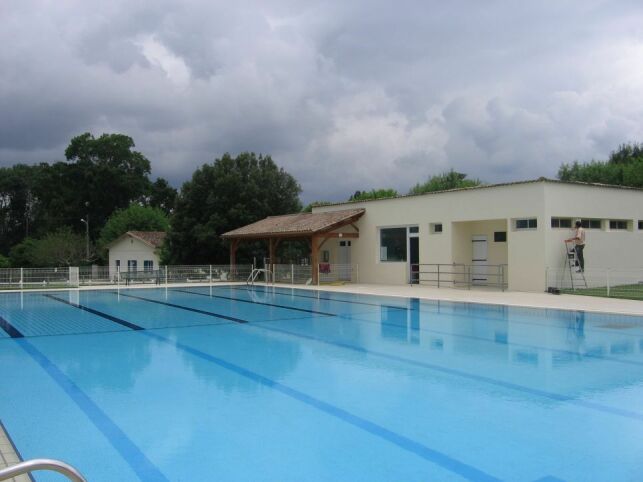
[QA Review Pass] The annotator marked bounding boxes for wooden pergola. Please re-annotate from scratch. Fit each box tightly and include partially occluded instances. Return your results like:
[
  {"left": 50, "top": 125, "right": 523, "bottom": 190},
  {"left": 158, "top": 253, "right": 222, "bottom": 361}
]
[{"left": 221, "top": 208, "right": 365, "bottom": 284}]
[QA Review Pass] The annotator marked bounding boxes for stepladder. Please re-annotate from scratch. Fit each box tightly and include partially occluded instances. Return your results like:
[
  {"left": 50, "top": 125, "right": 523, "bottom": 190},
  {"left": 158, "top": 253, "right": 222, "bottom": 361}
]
[{"left": 564, "top": 241, "right": 587, "bottom": 289}]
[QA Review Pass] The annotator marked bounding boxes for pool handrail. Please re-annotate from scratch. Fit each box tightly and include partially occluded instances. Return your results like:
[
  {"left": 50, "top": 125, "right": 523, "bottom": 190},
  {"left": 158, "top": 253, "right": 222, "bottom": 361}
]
[{"left": 0, "top": 458, "right": 87, "bottom": 482}]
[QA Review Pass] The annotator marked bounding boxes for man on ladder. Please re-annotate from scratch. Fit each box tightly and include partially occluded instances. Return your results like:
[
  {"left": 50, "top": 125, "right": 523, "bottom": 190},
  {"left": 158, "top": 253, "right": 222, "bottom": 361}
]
[{"left": 565, "top": 220, "right": 586, "bottom": 272}]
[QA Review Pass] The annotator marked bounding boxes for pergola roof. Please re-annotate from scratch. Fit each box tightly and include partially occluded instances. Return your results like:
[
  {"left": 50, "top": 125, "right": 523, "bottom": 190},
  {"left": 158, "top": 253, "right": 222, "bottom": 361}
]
[{"left": 222, "top": 208, "right": 365, "bottom": 239}]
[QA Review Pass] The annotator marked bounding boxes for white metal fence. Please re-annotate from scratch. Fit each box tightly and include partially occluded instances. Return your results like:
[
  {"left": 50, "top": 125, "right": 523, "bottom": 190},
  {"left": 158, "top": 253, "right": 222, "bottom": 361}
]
[
  {"left": 0, "top": 265, "right": 254, "bottom": 290},
  {"left": 546, "top": 267, "right": 643, "bottom": 299},
  {"left": 249, "top": 263, "right": 358, "bottom": 285}
]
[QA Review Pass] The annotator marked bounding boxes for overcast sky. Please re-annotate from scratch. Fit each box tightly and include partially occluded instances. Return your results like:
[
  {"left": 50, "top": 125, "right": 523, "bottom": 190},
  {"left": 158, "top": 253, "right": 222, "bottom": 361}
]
[{"left": 2, "top": 1, "right": 643, "bottom": 202}]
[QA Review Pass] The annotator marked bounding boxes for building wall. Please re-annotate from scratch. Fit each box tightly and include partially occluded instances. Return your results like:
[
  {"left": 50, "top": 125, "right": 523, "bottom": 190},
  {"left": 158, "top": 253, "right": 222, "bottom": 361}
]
[
  {"left": 314, "top": 182, "right": 548, "bottom": 291},
  {"left": 108, "top": 236, "right": 160, "bottom": 275},
  {"left": 543, "top": 182, "right": 643, "bottom": 271},
  {"left": 314, "top": 181, "right": 643, "bottom": 292}
]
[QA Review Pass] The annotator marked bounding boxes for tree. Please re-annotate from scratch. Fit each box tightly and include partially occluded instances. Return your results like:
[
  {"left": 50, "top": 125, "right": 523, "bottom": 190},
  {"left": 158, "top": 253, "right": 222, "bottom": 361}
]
[
  {"left": 166, "top": 152, "right": 301, "bottom": 264},
  {"left": 0, "top": 164, "right": 39, "bottom": 254},
  {"left": 8, "top": 228, "right": 90, "bottom": 267},
  {"left": 349, "top": 188, "right": 398, "bottom": 201},
  {"left": 98, "top": 204, "right": 169, "bottom": 259},
  {"left": 558, "top": 143, "right": 643, "bottom": 188},
  {"left": 145, "top": 178, "right": 178, "bottom": 214},
  {"left": 301, "top": 201, "right": 333, "bottom": 213},
  {"left": 409, "top": 170, "right": 481, "bottom": 195},
  {"left": 0, "top": 254, "right": 10, "bottom": 268}
]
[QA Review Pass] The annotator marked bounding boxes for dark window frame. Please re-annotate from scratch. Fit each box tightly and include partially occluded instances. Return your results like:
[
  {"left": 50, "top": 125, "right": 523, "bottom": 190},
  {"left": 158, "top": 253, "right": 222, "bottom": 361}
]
[{"left": 379, "top": 227, "right": 407, "bottom": 262}]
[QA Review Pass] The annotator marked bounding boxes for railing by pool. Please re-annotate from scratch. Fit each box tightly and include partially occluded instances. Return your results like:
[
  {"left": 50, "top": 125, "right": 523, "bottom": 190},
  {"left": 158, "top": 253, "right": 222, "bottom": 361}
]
[{"left": 412, "top": 263, "right": 508, "bottom": 291}]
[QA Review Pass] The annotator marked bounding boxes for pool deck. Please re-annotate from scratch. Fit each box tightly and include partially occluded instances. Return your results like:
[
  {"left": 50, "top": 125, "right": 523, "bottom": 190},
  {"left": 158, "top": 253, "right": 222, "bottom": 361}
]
[{"left": 0, "top": 424, "right": 30, "bottom": 482}]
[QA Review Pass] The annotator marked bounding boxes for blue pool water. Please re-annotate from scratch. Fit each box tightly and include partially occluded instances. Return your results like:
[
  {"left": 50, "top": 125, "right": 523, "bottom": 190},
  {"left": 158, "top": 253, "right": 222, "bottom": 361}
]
[{"left": 0, "top": 286, "right": 642, "bottom": 481}]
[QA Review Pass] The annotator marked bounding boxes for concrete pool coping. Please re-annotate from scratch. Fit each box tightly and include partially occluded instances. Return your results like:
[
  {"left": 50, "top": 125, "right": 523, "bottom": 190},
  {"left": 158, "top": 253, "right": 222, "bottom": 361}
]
[
  {"left": 2, "top": 281, "right": 642, "bottom": 316},
  {"left": 0, "top": 423, "right": 31, "bottom": 482}
]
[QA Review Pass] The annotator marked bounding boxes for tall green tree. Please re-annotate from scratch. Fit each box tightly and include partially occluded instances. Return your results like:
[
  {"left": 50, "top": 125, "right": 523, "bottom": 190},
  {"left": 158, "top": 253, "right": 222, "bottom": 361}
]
[
  {"left": 409, "top": 170, "right": 481, "bottom": 195},
  {"left": 558, "top": 143, "right": 643, "bottom": 188},
  {"left": 8, "top": 228, "right": 90, "bottom": 267},
  {"left": 98, "top": 205, "right": 169, "bottom": 258},
  {"left": 349, "top": 188, "right": 398, "bottom": 201},
  {"left": 0, "top": 164, "right": 39, "bottom": 254},
  {"left": 166, "top": 152, "right": 301, "bottom": 264},
  {"left": 145, "top": 178, "right": 178, "bottom": 214}
]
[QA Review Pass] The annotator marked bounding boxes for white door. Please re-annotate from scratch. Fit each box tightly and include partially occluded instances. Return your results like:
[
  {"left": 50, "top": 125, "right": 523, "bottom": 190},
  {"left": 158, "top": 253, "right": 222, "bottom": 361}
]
[
  {"left": 338, "top": 241, "right": 352, "bottom": 280},
  {"left": 471, "top": 235, "right": 488, "bottom": 285}
]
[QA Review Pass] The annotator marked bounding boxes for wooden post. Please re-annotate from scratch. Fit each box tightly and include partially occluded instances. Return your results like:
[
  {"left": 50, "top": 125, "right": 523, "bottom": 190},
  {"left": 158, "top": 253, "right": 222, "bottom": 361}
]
[
  {"left": 311, "top": 235, "right": 319, "bottom": 285},
  {"left": 230, "top": 239, "right": 239, "bottom": 269}
]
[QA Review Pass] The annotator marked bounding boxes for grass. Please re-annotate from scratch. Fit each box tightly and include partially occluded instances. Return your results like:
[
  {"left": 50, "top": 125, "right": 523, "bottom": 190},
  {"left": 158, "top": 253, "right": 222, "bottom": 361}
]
[{"left": 561, "top": 283, "right": 643, "bottom": 301}]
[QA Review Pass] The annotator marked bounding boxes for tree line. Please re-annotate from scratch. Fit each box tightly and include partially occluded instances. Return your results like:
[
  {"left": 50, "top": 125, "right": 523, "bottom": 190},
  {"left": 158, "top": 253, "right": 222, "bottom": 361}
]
[{"left": 1, "top": 133, "right": 639, "bottom": 268}]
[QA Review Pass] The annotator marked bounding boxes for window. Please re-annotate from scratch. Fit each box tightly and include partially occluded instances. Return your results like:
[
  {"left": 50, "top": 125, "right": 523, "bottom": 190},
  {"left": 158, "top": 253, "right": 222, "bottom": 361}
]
[
  {"left": 144, "top": 260, "right": 154, "bottom": 271},
  {"left": 494, "top": 231, "right": 507, "bottom": 242},
  {"left": 409, "top": 226, "right": 419, "bottom": 234},
  {"left": 115, "top": 260, "right": 120, "bottom": 268},
  {"left": 639, "top": 220, "right": 643, "bottom": 230},
  {"left": 579, "top": 219, "right": 602, "bottom": 229},
  {"left": 609, "top": 220, "right": 628, "bottom": 230},
  {"left": 339, "top": 240, "right": 351, "bottom": 247},
  {"left": 127, "top": 260, "right": 137, "bottom": 272},
  {"left": 380, "top": 227, "right": 407, "bottom": 262},
  {"left": 430, "top": 223, "right": 443, "bottom": 234},
  {"left": 551, "top": 218, "right": 572, "bottom": 228},
  {"left": 515, "top": 218, "right": 537, "bottom": 230}
]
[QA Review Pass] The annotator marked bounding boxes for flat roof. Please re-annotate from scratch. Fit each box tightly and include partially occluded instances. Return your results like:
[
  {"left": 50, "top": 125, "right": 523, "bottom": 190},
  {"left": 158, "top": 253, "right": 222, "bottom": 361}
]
[{"left": 312, "top": 178, "right": 643, "bottom": 209}]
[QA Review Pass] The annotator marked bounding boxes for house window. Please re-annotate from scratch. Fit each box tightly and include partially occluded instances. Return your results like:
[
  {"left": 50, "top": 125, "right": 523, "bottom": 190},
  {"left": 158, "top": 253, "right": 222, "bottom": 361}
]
[
  {"left": 115, "top": 260, "right": 120, "bottom": 269},
  {"left": 380, "top": 227, "right": 407, "bottom": 262},
  {"left": 339, "top": 240, "right": 352, "bottom": 247},
  {"left": 494, "top": 231, "right": 507, "bottom": 242},
  {"left": 551, "top": 218, "right": 572, "bottom": 229},
  {"left": 609, "top": 220, "right": 628, "bottom": 230},
  {"left": 144, "top": 260, "right": 154, "bottom": 271},
  {"left": 639, "top": 220, "right": 643, "bottom": 230},
  {"left": 409, "top": 226, "right": 419, "bottom": 234},
  {"left": 430, "top": 223, "right": 443, "bottom": 234},
  {"left": 579, "top": 219, "right": 602, "bottom": 229},
  {"left": 127, "top": 260, "right": 137, "bottom": 272},
  {"left": 515, "top": 218, "right": 537, "bottom": 230}
]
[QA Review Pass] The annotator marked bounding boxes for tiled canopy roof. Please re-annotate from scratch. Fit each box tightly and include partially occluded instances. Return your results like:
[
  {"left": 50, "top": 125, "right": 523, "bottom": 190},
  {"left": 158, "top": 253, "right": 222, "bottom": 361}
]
[
  {"left": 126, "top": 231, "right": 167, "bottom": 248},
  {"left": 222, "top": 208, "right": 365, "bottom": 238}
]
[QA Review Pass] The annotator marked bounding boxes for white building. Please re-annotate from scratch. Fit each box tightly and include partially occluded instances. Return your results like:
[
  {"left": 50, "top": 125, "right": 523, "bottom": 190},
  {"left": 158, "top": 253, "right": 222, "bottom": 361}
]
[
  {"left": 106, "top": 231, "right": 166, "bottom": 275},
  {"left": 311, "top": 179, "right": 643, "bottom": 292}
]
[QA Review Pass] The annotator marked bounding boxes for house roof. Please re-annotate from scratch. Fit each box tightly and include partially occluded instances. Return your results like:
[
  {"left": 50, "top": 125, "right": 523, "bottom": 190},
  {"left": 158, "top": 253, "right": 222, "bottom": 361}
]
[
  {"left": 106, "top": 231, "right": 167, "bottom": 249},
  {"left": 312, "top": 177, "right": 643, "bottom": 209},
  {"left": 222, "top": 208, "right": 365, "bottom": 239}
]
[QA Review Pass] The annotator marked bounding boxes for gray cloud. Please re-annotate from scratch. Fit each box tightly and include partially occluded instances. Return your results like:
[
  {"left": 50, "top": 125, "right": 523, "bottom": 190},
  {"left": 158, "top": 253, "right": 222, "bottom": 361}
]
[{"left": 2, "top": 0, "right": 643, "bottom": 202}]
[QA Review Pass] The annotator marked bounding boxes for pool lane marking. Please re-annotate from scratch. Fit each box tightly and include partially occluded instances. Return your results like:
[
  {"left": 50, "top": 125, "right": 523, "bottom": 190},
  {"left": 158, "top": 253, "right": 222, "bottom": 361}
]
[
  {"left": 172, "top": 288, "right": 336, "bottom": 316},
  {"left": 142, "top": 330, "right": 503, "bottom": 482},
  {"left": 243, "top": 319, "right": 643, "bottom": 422},
  {"left": 16, "top": 338, "right": 170, "bottom": 482},
  {"left": 229, "top": 285, "right": 409, "bottom": 311},
  {"left": 111, "top": 292, "right": 247, "bottom": 324},
  {"left": 0, "top": 314, "right": 24, "bottom": 338},
  {"left": 43, "top": 295, "right": 144, "bottom": 331}
]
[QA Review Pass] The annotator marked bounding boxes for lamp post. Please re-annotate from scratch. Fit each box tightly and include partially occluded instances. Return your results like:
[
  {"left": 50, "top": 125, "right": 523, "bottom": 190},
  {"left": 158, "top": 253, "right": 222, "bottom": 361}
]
[{"left": 80, "top": 202, "right": 90, "bottom": 261}]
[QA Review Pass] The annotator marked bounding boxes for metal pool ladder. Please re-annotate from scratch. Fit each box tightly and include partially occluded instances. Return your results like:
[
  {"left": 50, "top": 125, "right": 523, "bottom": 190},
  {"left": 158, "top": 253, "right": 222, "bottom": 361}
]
[
  {"left": 247, "top": 268, "right": 273, "bottom": 285},
  {"left": 0, "top": 459, "right": 87, "bottom": 482}
]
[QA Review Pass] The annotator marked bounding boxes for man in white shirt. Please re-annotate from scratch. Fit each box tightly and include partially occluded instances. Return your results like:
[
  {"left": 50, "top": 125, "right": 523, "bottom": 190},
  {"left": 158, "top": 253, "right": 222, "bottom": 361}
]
[{"left": 565, "top": 221, "right": 586, "bottom": 272}]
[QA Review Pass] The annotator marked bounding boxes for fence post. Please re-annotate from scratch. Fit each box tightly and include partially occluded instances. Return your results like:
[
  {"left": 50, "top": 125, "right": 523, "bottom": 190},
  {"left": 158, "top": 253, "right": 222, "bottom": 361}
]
[
  {"left": 209, "top": 265, "right": 212, "bottom": 285},
  {"left": 606, "top": 268, "right": 610, "bottom": 297},
  {"left": 20, "top": 268, "right": 23, "bottom": 289},
  {"left": 117, "top": 266, "right": 120, "bottom": 289},
  {"left": 356, "top": 264, "right": 359, "bottom": 283},
  {"left": 317, "top": 264, "right": 320, "bottom": 286},
  {"left": 291, "top": 264, "right": 294, "bottom": 285},
  {"left": 437, "top": 265, "right": 440, "bottom": 288},
  {"left": 165, "top": 265, "right": 168, "bottom": 286}
]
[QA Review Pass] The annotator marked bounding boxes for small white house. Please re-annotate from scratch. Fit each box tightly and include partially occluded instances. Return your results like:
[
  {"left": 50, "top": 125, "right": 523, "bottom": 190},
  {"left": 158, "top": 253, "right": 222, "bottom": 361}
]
[{"left": 106, "top": 231, "right": 166, "bottom": 276}]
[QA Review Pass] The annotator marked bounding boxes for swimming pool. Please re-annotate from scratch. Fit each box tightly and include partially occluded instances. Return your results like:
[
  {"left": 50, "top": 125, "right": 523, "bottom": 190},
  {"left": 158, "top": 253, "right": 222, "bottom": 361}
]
[{"left": 0, "top": 286, "right": 641, "bottom": 481}]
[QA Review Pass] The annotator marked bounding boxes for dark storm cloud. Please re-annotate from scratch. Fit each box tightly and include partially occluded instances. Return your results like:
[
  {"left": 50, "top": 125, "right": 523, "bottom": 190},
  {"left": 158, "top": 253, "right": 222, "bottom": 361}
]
[{"left": 2, "top": 0, "right": 643, "bottom": 202}]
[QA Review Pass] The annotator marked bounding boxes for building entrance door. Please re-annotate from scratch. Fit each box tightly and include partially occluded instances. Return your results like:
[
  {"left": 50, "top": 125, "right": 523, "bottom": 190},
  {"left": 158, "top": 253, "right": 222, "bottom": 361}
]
[
  {"left": 471, "top": 235, "right": 488, "bottom": 285},
  {"left": 338, "top": 240, "right": 352, "bottom": 280}
]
